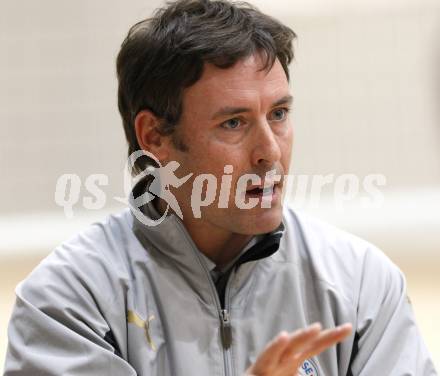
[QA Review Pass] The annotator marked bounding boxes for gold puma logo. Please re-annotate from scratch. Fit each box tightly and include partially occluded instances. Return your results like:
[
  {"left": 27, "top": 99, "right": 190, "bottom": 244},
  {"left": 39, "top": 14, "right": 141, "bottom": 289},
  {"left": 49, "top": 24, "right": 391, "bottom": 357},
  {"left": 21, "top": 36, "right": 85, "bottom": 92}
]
[{"left": 127, "top": 310, "right": 157, "bottom": 351}]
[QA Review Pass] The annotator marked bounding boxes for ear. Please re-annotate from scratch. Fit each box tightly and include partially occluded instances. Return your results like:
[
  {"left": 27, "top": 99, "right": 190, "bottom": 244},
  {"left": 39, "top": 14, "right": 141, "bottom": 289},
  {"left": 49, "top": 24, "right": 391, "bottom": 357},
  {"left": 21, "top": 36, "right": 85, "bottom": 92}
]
[{"left": 134, "top": 110, "right": 171, "bottom": 162}]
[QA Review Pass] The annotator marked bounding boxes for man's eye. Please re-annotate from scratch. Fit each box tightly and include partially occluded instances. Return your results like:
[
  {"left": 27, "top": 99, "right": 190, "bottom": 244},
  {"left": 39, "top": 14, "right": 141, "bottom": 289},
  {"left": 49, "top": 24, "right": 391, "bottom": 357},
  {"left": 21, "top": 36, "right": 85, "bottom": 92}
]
[
  {"left": 269, "top": 107, "right": 290, "bottom": 121},
  {"left": 221, "top": 118, "right": 242, "bottom": 130}
]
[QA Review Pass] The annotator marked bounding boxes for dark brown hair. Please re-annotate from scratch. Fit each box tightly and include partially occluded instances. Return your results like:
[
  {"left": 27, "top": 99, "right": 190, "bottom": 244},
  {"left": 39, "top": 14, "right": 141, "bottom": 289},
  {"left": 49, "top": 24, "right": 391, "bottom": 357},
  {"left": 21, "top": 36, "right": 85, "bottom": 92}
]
[{"left": 116, "top": 0, "right": 296, "bottom": 174}]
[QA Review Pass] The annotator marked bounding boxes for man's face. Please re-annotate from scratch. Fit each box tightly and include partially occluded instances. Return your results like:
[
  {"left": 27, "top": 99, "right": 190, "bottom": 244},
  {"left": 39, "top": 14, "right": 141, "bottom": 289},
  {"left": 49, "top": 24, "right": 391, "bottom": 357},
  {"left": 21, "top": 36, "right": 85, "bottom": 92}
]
[{"left": 165, "top": 53, "right": 293, "bottom": 235}]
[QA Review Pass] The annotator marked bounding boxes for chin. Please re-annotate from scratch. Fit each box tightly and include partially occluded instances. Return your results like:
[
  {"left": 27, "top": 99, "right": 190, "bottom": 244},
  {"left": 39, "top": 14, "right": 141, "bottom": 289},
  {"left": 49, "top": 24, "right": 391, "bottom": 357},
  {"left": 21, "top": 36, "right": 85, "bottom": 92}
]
[{"left": 238, "top": 206, "right": 283, "bottom": 235}]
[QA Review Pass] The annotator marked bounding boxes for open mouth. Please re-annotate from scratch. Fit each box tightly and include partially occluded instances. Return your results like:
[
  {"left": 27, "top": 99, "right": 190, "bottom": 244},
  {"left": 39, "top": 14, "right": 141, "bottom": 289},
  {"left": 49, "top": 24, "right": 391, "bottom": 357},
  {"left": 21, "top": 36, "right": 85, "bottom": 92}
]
[{"left": 245, "top": 186, "right": 274, "bottom": 197}]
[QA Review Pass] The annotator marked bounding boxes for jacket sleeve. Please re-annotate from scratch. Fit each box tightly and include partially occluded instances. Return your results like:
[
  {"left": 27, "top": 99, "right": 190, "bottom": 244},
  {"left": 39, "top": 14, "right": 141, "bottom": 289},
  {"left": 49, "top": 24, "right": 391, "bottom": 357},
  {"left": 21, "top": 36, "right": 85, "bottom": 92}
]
[
  {"left": 349, "top": 246, "right": 437, "bottom": 375},
  {"left": 3, "top": 245, "right": 137, "bottom": 376}
]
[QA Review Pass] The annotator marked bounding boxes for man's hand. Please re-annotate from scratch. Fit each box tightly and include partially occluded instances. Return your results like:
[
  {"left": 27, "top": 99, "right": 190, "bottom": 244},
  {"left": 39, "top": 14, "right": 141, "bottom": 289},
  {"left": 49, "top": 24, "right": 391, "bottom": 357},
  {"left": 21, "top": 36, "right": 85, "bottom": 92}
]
[{"left": 245, "top": 323, "right": 352, "bottom": 376}]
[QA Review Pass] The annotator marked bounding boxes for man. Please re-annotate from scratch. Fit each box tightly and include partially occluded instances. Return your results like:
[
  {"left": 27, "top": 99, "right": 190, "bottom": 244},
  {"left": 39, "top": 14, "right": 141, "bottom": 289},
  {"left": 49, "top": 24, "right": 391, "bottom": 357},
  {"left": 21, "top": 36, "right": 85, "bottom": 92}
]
[{"left": 4, "top": 0, "right": 437, "bottom": 375}]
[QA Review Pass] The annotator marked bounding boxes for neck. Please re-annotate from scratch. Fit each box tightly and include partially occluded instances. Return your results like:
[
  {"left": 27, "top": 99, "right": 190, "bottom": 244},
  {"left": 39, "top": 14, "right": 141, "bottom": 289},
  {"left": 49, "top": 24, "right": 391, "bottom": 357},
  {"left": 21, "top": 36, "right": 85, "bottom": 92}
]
[{"left": 154, "top": 197, "right": 252, "bottom": 268}]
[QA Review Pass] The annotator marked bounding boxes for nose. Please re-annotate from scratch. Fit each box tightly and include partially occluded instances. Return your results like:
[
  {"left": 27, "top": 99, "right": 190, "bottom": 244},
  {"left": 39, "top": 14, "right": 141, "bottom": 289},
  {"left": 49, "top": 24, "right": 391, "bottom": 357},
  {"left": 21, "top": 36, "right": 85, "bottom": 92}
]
[{"left": 250, "top": 119, "right": 282, "bottom": 168}]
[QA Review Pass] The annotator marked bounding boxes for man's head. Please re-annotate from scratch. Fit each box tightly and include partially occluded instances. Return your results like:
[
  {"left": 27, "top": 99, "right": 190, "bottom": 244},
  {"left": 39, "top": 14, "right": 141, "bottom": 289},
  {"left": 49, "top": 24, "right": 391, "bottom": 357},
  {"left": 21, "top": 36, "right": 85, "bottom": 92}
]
[{"left": 117, "top": 0, "right": 296, "bottom": 235}]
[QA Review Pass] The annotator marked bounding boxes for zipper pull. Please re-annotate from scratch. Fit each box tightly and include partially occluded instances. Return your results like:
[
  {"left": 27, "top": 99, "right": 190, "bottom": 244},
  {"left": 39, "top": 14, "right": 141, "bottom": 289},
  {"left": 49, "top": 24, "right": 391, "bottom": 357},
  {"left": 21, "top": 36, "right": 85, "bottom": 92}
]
[{"left": 220, "top": 309, "right": 232, "bottom": 349}]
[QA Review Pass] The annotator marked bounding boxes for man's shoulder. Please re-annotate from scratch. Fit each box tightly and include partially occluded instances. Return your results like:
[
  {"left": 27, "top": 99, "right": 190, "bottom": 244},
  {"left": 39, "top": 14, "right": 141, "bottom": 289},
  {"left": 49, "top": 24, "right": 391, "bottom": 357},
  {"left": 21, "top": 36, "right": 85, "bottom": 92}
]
[
  {"left": 280, "top": 203, "right": 404, "bottom": 301},
  {"left": 281, "top": 202, "right": 379, "bottom": 260},
  {"left": 53, "top": 208, "right": 136, "bottom": 267},
  {"left": 16, "top": 208, "right": 139, "bottom": 305}
]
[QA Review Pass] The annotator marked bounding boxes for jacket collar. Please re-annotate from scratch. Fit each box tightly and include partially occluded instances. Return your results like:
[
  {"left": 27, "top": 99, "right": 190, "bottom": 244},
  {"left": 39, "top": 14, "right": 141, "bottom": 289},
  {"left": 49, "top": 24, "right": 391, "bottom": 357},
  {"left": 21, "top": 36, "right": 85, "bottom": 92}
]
[{"left": 128, "top": 175, "right": 285, "bottom": 276}]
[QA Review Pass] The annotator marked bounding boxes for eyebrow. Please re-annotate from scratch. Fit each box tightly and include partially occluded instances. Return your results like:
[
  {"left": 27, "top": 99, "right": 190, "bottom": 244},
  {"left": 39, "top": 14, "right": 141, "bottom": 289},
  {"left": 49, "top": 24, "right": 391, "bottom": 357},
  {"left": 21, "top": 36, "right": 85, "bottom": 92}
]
[{"left": 210, "top": 94, "right": 293, "bottom": 120}]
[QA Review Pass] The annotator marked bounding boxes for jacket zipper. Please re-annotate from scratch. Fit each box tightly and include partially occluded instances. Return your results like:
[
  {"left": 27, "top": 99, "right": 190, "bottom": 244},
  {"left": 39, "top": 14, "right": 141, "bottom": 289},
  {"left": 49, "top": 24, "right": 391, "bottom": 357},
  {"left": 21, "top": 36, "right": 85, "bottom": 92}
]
[
  {"left": 222, "top": 271, "right": 235, "bottom": 376},
  {"left": 203, "top": 259, "right": 235, "bottom": 376},
  {"left": 175, "top": 220, "right": 234, "bottom": 376},
  {"left": 220, "top": 309, "right": 232, "bottom": 348}
]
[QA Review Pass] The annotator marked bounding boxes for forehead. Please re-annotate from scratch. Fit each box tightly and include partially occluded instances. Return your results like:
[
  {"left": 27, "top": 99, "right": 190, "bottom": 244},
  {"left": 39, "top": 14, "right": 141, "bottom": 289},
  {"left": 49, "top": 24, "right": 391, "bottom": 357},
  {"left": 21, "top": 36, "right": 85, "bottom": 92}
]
[{"left": 182, "top": 54, "right": 290, "bottom": 113}]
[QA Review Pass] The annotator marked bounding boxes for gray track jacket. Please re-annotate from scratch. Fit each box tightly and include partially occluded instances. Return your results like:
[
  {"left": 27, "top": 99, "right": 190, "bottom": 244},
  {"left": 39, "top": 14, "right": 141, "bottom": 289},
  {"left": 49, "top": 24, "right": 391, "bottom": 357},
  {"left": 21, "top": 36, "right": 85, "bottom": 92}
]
[{"left": 4, "top": 178, "right": 437, "bottom": 375}]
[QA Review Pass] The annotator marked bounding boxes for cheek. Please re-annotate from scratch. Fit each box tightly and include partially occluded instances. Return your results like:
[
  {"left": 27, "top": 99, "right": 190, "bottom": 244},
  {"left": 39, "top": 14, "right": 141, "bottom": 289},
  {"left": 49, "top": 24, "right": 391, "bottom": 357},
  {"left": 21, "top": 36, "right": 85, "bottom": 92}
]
[
  {"left": 176, "top": 145, "right": 228, "bottom": 178},
  {"left": 204, "top": 141, "right": 245, "bottom": 168},
  {"left": 281, "top": 126, "right": 294, "bottom": 165}
]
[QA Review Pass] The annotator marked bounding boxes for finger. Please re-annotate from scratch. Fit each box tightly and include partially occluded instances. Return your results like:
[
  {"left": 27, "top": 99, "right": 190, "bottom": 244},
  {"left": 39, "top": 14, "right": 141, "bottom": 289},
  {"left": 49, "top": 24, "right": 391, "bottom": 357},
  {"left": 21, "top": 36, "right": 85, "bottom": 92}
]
[
  {"left": 250, "top": 331, "right": 291, "bottom": 371},
  {"left": 279, "top": 322, "right": 323, "bottom": 362},
  {"left": 296, "top": 323, "right": 352, "bottom": 363}
]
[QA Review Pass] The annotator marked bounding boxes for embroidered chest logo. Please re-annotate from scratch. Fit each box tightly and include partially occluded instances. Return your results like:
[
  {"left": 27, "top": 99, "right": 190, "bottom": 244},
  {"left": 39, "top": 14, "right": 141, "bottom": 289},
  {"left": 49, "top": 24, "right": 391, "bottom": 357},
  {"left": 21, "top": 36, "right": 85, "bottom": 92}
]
[
  {"left": 298, "top": 358, "right": 319, "bottom": 376},
  {"left": 127, "top": 310, "right": 157, "bottom": 351}
]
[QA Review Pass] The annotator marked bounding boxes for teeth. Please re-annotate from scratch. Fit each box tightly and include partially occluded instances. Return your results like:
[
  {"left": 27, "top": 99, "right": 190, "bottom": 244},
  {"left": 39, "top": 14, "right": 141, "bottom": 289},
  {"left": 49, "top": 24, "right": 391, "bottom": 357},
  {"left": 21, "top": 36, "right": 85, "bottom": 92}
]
[{"left": 262, "top": 186, "right": 274, "bottom": 195}]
